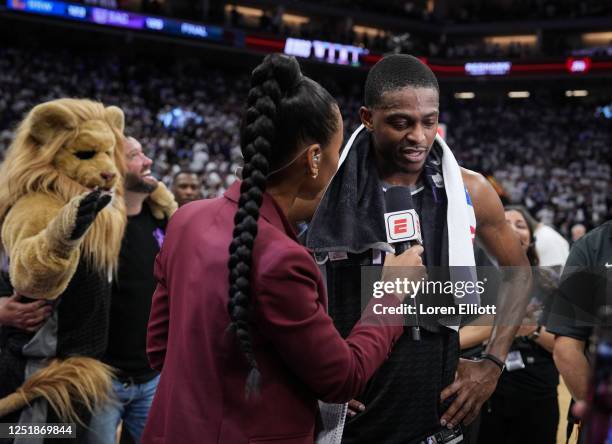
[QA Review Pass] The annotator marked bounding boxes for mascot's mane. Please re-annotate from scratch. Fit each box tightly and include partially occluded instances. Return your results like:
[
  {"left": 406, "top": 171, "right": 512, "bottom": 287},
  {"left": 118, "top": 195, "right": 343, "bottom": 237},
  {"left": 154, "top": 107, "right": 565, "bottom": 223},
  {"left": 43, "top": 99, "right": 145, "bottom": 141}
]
[{"left": 0, "top": 98, "right": 127, "bottom": 275}]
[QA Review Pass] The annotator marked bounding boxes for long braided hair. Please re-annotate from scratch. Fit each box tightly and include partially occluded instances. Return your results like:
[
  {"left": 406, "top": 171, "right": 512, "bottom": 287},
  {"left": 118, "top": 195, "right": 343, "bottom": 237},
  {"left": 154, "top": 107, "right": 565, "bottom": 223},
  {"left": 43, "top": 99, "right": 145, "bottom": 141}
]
[{"left": 227, "top": 54, "right": 339, "bottom": 397}]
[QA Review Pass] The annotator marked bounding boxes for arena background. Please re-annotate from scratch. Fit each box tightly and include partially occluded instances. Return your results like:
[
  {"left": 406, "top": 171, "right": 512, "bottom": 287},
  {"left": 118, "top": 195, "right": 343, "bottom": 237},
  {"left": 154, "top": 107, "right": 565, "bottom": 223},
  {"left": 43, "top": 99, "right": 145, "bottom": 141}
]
[{"left": 1, "top": 1, "right": 611, "bottom": 442}]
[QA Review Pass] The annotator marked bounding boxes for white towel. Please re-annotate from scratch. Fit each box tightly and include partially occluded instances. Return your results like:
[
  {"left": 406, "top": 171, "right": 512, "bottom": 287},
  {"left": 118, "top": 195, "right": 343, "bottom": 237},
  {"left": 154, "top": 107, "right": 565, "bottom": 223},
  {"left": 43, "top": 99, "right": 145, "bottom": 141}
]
[
  {"left": 435, "top": 134, "right": 480, "bottom": 330},
  {"left": 435, "top": 133, "right": 477, "bottom": 268}
]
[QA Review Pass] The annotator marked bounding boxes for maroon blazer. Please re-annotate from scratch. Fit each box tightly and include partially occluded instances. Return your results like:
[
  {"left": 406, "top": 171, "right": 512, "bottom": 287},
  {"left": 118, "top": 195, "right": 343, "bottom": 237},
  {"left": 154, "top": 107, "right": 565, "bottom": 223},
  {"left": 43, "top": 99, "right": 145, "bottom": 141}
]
[{"left": 142, "top": 181, "right": 404, "bottom": 444}]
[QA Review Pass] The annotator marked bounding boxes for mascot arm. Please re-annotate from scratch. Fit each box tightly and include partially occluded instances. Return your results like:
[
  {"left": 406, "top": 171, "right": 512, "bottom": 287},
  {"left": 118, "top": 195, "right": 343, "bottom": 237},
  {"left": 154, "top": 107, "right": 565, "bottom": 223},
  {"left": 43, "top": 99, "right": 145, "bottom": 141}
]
[
  {"left": 148, "top": 182, "right": 178, "bottom": 220},
  {"left": 2, "top": 191, "right": 110, "bottom": 300}
]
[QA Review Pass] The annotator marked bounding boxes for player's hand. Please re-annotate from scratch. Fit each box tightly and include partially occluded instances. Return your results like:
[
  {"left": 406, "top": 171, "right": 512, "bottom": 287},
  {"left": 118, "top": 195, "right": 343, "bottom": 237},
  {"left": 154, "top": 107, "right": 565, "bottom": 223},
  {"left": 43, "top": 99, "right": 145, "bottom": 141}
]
[{"left": 439, "top": 358, "right": 502, "bottom": 428}]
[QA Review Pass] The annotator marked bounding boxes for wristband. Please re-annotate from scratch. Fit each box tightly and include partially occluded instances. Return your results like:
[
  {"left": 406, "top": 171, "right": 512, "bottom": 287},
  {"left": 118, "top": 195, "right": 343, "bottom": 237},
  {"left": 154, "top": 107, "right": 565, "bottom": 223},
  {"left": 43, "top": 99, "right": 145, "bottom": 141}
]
[{"left": 481, "top": 353, "right": 505, "bottom": 372}]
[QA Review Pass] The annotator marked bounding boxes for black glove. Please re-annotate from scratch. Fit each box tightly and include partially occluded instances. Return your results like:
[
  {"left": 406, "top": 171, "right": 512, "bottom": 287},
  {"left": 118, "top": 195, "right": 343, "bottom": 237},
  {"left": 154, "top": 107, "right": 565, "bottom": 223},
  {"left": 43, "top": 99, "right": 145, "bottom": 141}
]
[{"left": 69, "top": 190, "right": 112, "bottom": 240}]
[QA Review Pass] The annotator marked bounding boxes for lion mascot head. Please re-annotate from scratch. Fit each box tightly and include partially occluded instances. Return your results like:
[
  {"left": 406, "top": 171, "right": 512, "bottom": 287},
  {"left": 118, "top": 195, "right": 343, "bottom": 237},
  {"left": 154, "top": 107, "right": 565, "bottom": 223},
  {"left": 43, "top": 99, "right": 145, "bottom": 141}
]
[{"left": 0, "top": 98, "right": 127, "bottom": 274}]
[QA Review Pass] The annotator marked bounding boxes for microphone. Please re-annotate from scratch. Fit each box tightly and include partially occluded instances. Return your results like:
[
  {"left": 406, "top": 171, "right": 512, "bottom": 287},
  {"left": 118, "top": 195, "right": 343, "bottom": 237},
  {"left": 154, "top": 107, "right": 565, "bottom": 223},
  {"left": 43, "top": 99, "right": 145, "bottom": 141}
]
[
  {"left": 384, "top": 186, "right": 423, "bottom": 254},
  {"left": 383, "top": 186, "right": 423, "bottom": 341}
]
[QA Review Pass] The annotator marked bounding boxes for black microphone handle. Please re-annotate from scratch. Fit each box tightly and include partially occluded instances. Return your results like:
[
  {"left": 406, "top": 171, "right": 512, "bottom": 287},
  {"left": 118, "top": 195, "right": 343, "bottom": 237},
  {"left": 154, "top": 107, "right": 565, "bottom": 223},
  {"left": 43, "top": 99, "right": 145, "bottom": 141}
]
[
  {"left": 394, "top": 240, "right": 412, "bottom": 255},
  {"left": 389, "top": 239, "right": 421, "bottom": 341}
]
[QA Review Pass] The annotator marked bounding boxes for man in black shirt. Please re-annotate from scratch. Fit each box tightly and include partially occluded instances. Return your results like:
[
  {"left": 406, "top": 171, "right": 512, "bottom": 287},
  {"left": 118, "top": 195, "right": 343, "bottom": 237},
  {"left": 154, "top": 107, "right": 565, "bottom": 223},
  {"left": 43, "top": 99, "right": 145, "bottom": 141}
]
[
  {"left": 548, "top": 220, "right": 612, "bottom": 443},
  {"left": 87, "top": 136, "right": 177, "bottom": 444}
]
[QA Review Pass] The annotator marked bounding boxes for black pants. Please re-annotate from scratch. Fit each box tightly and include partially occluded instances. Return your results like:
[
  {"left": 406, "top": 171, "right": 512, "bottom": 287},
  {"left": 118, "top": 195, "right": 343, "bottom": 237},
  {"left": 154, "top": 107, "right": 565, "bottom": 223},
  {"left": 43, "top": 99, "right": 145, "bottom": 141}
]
[
  {"left": 462, "top": 413, "right": 481, "bottom": 444},
  {"left": 478, "top": 393, "right": 559, "bottom": 444}
]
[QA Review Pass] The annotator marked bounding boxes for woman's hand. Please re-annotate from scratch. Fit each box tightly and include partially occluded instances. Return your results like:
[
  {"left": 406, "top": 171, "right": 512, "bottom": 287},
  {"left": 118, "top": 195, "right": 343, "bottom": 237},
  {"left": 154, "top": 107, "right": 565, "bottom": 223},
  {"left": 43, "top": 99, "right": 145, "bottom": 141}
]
[{"left": 381, "top": 245, "right": 426, "bottom": 302}]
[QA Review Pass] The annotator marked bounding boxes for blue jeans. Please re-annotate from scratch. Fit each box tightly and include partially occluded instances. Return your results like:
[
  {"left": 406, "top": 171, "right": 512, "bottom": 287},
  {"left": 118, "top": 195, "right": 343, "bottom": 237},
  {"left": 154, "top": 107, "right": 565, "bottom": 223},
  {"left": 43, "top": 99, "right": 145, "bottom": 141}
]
[{"left": 86, "top": 375, "right": 159, "bottom": 444}]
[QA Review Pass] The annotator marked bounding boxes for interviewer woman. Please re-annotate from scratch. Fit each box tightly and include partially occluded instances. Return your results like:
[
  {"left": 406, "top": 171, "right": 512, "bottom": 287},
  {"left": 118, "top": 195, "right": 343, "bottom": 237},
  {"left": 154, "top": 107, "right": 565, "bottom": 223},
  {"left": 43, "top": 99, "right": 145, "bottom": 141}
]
[{"left": 142, "top": 54, "right": 423, "bottom": 444}]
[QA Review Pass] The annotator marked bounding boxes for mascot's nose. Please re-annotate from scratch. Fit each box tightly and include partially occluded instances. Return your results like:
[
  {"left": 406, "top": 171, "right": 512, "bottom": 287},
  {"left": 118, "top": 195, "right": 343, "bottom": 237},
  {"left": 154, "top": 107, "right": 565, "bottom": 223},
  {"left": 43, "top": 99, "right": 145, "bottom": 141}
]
[{"left": 100, "top": 172, "right": 116, "bottom": 182}]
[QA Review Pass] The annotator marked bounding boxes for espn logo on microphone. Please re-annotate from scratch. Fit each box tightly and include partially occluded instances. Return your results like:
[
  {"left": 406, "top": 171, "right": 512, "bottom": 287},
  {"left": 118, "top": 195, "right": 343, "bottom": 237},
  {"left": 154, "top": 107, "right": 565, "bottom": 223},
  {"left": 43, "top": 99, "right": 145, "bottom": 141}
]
[{"left": 384, "top": 209, "right": 422, "bottom": 244}]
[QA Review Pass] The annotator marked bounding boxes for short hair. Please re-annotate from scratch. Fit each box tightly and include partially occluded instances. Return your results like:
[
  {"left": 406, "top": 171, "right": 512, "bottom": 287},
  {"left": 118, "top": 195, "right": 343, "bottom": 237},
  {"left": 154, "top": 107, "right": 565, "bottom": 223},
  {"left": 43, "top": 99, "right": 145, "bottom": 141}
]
[
  {"left": 364, "top": 54, "right": 439, "bottom": 108},
  {"left": 172, "top": 170, "right": 198, "bottom": 183}
]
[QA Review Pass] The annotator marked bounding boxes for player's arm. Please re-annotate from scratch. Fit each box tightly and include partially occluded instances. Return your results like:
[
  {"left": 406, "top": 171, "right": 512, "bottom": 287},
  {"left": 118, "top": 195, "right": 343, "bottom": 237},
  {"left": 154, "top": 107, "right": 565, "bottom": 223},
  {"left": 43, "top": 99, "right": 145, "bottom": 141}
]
[
  {"left": 440, "top": 170, "right": 531, "bottom": 429},
  {"left": 464, "top": 169, "right": 532, "bottom": 362}
]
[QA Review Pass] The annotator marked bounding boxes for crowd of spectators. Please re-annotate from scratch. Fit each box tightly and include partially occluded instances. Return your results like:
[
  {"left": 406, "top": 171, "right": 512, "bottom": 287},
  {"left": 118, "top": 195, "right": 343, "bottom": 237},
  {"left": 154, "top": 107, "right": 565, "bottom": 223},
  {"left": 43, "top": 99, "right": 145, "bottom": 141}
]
[
  {"left": 444, "top": 102, "right": 611, "bottom": 236},
  {"left": 0, "top": 46, "right": 609, "bottom": 238},
  {"left": 0, "top": 47, "right": 246, "bottom": 199}
]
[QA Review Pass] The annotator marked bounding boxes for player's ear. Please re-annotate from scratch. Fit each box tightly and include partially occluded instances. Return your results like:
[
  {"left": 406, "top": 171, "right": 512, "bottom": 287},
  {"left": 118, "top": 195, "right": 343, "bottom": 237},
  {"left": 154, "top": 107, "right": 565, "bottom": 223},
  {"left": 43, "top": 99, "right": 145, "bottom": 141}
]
[{"left": 359, "top": 106, "right": 374, "bottom": 132}]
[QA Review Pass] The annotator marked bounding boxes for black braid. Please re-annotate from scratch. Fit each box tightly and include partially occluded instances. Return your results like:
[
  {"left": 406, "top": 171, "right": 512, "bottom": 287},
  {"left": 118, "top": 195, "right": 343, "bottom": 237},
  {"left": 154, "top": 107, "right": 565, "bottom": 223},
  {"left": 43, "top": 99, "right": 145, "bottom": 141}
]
[{"left": 227, "top": 54, "right": 302, "bottom": 398}]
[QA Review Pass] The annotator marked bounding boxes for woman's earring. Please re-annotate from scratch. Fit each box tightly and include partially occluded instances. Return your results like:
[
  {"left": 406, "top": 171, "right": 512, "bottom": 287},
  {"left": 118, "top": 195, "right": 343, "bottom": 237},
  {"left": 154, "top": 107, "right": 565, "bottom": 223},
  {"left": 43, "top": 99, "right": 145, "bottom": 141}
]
[{"left": 312, "top": 153, "right": 320, "bottom": 178}]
